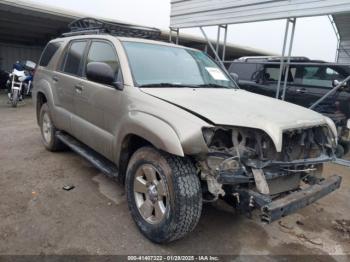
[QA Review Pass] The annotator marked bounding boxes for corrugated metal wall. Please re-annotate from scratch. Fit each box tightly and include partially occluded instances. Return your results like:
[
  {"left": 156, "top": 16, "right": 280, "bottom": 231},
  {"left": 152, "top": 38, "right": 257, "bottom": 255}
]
[
  {"left": 338, "top": 40, "right": 350, "bottom": 63},
  {"left": 0, "top": 43, "right": 43, "bottom": 71},
  {"left": 333, "top": 14, "right": 350, "bottom": 63},
  {"left": 171, "top": 0, "right": 350, "bottom": 28}
]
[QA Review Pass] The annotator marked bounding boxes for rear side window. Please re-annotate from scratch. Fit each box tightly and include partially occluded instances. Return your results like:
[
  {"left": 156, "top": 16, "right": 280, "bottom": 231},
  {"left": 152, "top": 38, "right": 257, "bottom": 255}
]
[
  {"left": 264, "top": 66, "right": 281, "bottom": 82},
  {"left": 62, "top": 41, "right": 88, "bottom": 76},
  {"left": 86, "top": 41, "right": 120, "bottom": 79},
  {"left": 295, "top": 66, "right": 348, "bottom": 88},
  {"left": 39, "top": 42, "right": 62, "bottom": 67},
  {"left": 229, "top": 62, "right": 263, "bottom": 81}
]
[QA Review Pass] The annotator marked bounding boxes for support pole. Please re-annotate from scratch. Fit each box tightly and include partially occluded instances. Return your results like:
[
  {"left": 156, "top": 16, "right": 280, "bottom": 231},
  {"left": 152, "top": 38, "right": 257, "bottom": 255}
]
[
  {"left": 276, "top": 19, "right": 290, "bottom": 99},
  {"left": 176, "top": 28, "right": 179, "bottom": 45},
  {"left": 216, "top": 25, "right": 221, "bottom": 60},
  {"left": 281, "top": 18, "right": 297, "bottom": 101},
  {"left": 200, "top": 26, "right": 234, "bottom": 81},
  {"left": 222, "top": 25, "right": 228, "bottom": 61},
  {"left": 169, "top": 27, "right": 179, "bottom": 44},
  {"left": 310, "top": 75, "right": 350, "bottom": 110},
  {"left": 169, "top": 27, "right": 172, "bottom": 43}
]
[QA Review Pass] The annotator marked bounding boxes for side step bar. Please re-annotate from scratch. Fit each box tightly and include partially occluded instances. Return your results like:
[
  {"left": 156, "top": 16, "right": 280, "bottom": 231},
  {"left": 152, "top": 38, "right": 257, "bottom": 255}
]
[
  {"left": 334, "top": 158, "right": 350, "bottom": 168},
  {"left": 56, "top": 132, "right": 119, "bottom": 178}
]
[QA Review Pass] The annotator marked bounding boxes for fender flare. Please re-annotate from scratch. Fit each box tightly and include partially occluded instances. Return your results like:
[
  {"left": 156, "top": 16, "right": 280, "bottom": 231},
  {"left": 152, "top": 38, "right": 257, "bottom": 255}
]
[
  {"left": 33, "top": 79, "right": 55, "bottom": 123},
  {"left": 115, "top": 111, "right": 184, "bottom": 164}
]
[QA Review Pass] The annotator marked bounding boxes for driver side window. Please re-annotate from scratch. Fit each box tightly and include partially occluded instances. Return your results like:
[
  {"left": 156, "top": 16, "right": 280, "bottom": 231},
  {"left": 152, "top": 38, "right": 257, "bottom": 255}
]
[{"left": 86, "top": 41, "right": 121, "bottom": 81}]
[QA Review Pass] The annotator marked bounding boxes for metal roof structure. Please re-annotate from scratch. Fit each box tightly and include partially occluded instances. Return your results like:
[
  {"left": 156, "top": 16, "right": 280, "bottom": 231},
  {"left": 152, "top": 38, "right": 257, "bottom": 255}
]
[
  {"left": 170, "top": 0, "right": 350, "bottom": 97},
  {"left": 170, "top": 0, "right": 350, "bottom": 28},
  {"left": 0, "top": 0, "right": 271, "bottom": 59},
  {"left": 332, "top": 14, "right": 350, "bottom": 63}
]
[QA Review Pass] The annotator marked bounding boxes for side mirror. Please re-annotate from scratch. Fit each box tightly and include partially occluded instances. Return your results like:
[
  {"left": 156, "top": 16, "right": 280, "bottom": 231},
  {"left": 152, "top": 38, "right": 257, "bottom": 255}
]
[
  {"left": 230, "top": 72, "right": 240, "bottom": 83},
  {"left": 86, "top": 62, "right": 123, "bottom": 89},
  {"left": 332, "top": 79, "right": 349, "bottom": 89},
  {"left": 332, "top": 79, "right": 341, "bottom": 88}
]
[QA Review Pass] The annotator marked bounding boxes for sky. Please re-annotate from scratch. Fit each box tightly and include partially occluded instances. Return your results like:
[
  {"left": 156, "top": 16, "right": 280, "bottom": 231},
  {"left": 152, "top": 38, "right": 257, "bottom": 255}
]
[{"left": 29, "top": 0, "right": 338, "bottom": 62}]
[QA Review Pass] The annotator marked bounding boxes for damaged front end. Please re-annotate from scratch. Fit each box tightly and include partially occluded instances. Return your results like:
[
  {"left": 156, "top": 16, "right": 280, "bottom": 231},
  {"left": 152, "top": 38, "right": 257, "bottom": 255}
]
[{"left": 197, "top": 126, "right": 342, "bottom": 223}]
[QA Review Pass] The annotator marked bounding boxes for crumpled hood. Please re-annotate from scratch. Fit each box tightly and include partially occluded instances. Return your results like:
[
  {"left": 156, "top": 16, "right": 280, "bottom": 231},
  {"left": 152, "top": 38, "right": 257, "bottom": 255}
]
[{"left": 141, "top": 88, "right": 336, "bottom": 152}]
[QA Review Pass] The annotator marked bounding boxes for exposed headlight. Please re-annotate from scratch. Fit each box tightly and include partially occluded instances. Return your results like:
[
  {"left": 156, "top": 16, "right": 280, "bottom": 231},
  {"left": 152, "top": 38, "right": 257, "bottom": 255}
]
[{"left": 202, "top": 127, "right": 215, "bottom": 145}]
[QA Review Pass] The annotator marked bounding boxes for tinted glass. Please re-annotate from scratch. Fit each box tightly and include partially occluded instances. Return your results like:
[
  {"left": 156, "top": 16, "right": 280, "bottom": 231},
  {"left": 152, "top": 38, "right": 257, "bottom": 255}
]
[
  {"left": 63, "top": 41, "right": 87, "bottom": 76},
  {"left": 295, "top": 66, "right": 348, "bottom": 88},
  {"left": 86, "top": 41, "right": 119, "bottom": 79},
  {"left": 265, "top": 67, "right": 281, "bottom": 82},
  {"left": 229, "top": 63, "right": 263, "bottom": 81},
  {"left": 39, "top": 42, "right": 62, "bottom": 67},
  {"left": 123, "top": 42, "right": 236, "bottom": 88}
]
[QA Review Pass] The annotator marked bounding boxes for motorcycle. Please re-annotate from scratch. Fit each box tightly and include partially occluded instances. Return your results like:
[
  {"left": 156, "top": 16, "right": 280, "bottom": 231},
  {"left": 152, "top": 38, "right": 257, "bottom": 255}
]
[{"left": 7, "top": 61, "right": 36, "bottom": 107}]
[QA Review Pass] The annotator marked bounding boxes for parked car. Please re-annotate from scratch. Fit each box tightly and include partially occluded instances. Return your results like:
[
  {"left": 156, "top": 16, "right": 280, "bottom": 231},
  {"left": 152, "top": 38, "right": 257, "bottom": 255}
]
[
  {"left": 33, "top": 29, "right": 341, "bottom": 243},
  {"left": 229, "top": 56, "right": 350, "bottom": 156}
]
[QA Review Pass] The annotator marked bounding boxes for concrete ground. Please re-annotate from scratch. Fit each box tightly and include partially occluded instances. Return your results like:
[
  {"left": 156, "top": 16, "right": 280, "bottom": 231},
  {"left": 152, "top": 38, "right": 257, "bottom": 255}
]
[{"left": 0, "top": 92, "right": 349, "bottom": 259}]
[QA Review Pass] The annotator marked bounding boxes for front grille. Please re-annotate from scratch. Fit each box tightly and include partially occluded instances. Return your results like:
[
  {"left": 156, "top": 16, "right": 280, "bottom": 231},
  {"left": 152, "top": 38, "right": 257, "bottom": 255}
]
[{"left": 278, "top": 126, "right": 333, "bottom": 161}]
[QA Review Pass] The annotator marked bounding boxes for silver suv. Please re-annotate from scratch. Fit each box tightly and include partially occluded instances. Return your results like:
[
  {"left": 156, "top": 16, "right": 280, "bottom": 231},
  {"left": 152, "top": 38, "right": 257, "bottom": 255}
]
[{"left": 33, "top": 26, "right": 342, "bottom": 243}]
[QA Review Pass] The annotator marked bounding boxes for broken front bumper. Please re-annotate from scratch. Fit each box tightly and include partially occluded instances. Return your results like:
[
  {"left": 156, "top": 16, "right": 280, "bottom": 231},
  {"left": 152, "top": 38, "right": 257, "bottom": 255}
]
[{"left": 260, "top": 175, "right": 342, "bottom": 223}]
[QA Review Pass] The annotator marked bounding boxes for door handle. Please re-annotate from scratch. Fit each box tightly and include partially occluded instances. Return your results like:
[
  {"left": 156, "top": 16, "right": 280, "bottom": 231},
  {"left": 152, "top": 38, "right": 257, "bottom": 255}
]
[
  {"left": 52, "top": 76, "right": 59, "bottom": 82},
  {"left": 296, "top": 88, "right": 307, "bottom": 94},
  {"left": 75, "top": 84, "right": 84, "bottom": 93}
]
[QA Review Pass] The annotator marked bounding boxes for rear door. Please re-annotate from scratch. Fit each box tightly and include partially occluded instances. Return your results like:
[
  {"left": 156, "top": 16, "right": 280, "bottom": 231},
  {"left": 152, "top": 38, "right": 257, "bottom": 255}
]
[
  {"left": 55, "top": 40, "right": 89, "bottom": 133},
  {"left": 292, "top": 65, "right": 349, "bottom": 110},
  {"left": 72, "top": 40, "right": 123, "bottom": 160}
]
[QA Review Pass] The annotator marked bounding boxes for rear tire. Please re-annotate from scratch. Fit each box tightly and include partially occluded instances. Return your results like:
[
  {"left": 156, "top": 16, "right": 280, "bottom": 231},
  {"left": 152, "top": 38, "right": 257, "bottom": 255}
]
[
  {"left": 125, "top": 147, "right": 202, "bottom": 243},
  {"left": 335, "top": 144, "right": 345, "bottom": 158},
  {"left": 39, "top": 103, "right": 65, "bottom": 152},
  {"left": 11, "top": 89, "right": 18, "bottom": 108},
  {"left": 340, "top": 142, "right": 350, "bottom": 156}
]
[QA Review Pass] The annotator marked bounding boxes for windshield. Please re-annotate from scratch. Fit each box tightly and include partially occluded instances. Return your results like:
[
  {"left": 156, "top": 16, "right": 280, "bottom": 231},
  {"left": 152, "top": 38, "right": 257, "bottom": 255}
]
[{"left": 122, "top": 41, "right": 237, "bottom": 89}]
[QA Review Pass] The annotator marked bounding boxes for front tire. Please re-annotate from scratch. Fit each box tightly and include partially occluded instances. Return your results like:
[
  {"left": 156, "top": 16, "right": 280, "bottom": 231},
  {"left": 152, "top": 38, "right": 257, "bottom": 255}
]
[
  {"left": 11, "top": 89, "right": 19, "bottom": 108},
  {"left": 126, "top": 147, "right": 202, "bottom": 243},
  {"left": 39, "top": 103, "right": 65, "bottom": 152}
]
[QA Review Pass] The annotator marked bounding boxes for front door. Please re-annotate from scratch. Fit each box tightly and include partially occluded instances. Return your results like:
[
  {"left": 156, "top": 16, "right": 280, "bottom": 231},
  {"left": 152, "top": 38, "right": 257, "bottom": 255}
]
[{"left": 72, "top": 40, "right": 123, "bottom": 160}]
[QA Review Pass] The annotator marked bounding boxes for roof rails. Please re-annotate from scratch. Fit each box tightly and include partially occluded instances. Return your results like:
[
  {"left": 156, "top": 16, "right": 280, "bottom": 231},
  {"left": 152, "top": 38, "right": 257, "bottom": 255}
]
[
  {"left": 236, "top": 56, "right": 311, "bottom": 62},
  {"left": 62, "top": 17, "right": 162, "bottom": 40}
]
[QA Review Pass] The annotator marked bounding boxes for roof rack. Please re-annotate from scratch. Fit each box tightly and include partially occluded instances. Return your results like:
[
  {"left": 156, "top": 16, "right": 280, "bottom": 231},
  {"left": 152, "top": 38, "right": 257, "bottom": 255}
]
[
  {"left": 237, "top": 56, "right": 311, "bottom": 62},
  {"left": 62, "top": 17, "right": 162, "bottom": 40}
]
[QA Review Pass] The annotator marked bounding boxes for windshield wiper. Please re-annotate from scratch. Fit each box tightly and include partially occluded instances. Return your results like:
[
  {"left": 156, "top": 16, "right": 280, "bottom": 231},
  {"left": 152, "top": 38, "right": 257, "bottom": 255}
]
[
  {"left": 139, "top": 83, "right": 235, "bottom": 89},
  {"left": 139, "top": 83, "right": 198, "bottom": 88},
  {"left": 197, "top": 84, "right": 232, "bottom": 89}
]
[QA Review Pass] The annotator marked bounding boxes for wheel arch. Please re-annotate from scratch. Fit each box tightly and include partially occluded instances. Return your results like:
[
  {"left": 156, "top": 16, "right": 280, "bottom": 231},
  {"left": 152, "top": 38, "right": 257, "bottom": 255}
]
[
  {"left": 33, "top": 79, "right": 55, "bottom": 125},
  {"left": 36, "top": 92, "right": 47, "bottom": 124},
  {"left": 115, "top": 113, "right": 185, "bottom": 183}
]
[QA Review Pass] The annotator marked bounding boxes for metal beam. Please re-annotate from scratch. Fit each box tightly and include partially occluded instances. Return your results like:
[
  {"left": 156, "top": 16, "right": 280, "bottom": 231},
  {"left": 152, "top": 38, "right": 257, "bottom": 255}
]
[
  {"left": 222, "top": 25, "right": 228, "bottom": 61},
  {"left": 276, "top": 19, "right": 290, "bottom": 99},
  {"left": 216, "top": 25, "right": 221, "bottom": 58},
  {"left": 310, "top": 75, "right": 350, "bottom": 110},
  {"left": 199, "top": 26, "right": 237, "bottom": 85},
  {"left": 200, "top": 27, "right": 226, "bottom": 69},
  {"left": 281, "top": 18, "right": 297, "bottom": 100}
]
